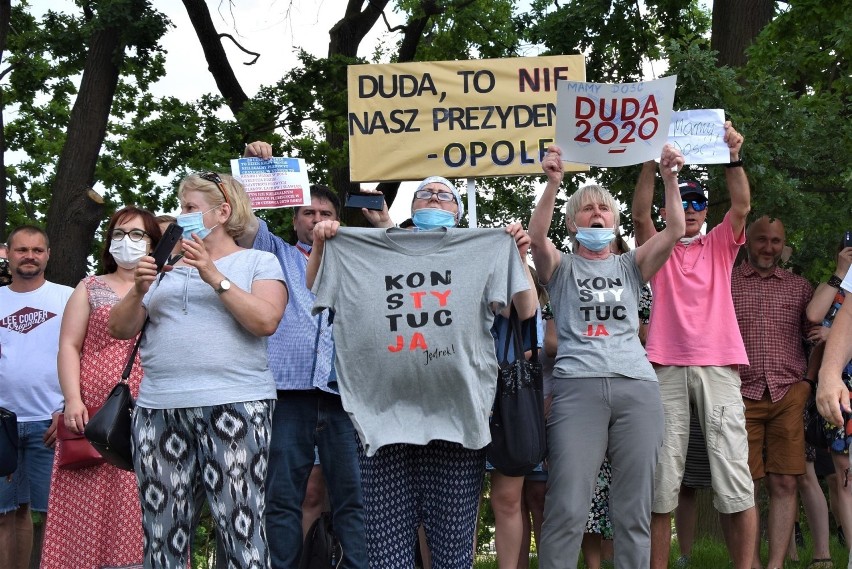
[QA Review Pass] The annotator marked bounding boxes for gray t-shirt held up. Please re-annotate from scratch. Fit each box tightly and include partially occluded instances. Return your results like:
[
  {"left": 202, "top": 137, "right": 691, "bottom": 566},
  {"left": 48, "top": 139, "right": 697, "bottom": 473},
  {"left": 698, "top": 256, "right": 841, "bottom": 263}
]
[{"left": 312, "top": 227, "right": 529, "bottom": 456}]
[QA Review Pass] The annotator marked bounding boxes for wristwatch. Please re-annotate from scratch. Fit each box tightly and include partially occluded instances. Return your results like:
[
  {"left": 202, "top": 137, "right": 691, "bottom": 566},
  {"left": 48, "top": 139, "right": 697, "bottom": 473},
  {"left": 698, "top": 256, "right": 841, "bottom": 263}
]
[
  {"left": 215, "top": 279, "right": 231, "bottom": 294},
  {"left": 828, "top": 274, "right": 843, "bottom": 289}
]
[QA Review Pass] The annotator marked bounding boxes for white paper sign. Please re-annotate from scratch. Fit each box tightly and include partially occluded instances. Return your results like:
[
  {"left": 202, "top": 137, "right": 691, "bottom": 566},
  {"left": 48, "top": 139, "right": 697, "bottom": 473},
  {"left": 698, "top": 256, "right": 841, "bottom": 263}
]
[
  {"left": 555, "top": 75, "right": 677, "bottom": 167},
  {"left": 666, "top": 109, "right": 728, "bottom": 164},
  {"left": 230, "top": 157, "right": 311, "bottom": 209}
]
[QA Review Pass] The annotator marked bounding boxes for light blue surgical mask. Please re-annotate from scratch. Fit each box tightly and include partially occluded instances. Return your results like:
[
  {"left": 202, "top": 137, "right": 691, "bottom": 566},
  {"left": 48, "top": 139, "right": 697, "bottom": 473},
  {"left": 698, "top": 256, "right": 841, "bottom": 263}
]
[
  {"left": 177, "top": 207, "right": 218, "bottom": 240},
  {"left": 575, "top": 227, "right": 615, "bottom": 252},
  {"left": 412, "top": 208, "right": 457, "bottom": 230}
]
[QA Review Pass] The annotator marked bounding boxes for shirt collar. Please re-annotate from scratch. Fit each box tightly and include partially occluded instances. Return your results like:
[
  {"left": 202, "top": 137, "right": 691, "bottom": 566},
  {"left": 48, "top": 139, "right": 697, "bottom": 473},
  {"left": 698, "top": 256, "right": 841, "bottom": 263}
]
[{"left": 740, "top": 262, "right": 786, "bottom": 279}]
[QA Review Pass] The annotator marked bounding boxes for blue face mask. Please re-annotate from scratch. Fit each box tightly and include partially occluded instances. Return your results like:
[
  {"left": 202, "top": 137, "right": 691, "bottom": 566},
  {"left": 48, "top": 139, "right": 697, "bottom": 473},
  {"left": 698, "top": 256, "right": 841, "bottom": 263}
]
[
  {"left": 575, "top": 227, "right": 615, "bottom": 252},
  {"left": 412, "top": 208, "right": 457, "bottom": 230},
  {"left": 177, "top": 207, "right": 218, "bottom": 240}
]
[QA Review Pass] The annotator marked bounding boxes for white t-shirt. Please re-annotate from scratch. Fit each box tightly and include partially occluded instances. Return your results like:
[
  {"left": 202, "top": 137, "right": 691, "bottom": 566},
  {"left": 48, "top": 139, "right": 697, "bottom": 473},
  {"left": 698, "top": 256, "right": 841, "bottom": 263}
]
[{"left": 0, "top": 281, "right": 74, "bottom": 421}]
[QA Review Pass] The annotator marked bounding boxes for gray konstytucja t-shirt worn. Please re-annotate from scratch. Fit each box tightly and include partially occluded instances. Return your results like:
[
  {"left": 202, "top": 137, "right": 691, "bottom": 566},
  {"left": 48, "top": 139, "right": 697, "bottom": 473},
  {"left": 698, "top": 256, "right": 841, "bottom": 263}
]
[
  {"left": 311, "top": 227, "right": 530, "bottom": 456},
  {"left": 137, "top": 248, "right": 285, "bottom": 408},
  {"left": 546, "top": 249, "right": 656, "bottom": 382}
]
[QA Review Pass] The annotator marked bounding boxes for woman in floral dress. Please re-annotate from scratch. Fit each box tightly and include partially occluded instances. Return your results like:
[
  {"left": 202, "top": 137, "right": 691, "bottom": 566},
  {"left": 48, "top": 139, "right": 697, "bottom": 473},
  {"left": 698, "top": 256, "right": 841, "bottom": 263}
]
[{"left": 41, "top": 206, "right": 161, "bottom": 569}]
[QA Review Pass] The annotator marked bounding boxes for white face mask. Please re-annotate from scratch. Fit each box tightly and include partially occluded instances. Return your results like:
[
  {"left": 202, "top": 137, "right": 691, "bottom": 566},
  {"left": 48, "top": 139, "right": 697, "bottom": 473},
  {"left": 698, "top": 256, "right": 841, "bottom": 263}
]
[{"left": 109, "top": 237, "right": 148, "bottom": 269}]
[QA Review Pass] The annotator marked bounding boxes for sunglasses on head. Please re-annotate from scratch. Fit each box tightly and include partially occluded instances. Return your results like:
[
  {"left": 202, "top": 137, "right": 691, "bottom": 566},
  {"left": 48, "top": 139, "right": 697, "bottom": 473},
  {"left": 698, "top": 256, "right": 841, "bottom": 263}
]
[
  {"left": 682, "top": 199, "right": 707, "bottom": 212},
  {"left": 195, "top": 171, "right": 231, "bottom": 206}
]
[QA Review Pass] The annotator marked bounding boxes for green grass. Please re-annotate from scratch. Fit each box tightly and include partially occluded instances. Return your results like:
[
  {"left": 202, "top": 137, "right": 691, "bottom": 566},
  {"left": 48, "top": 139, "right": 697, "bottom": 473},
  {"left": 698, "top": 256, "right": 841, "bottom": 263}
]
[{"left": 472, "top": 534, "right": 850, "bottom": 568}]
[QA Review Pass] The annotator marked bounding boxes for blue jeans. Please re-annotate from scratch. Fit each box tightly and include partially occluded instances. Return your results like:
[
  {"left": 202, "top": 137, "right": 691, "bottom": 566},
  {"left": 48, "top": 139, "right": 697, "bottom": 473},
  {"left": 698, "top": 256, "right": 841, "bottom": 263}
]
[
  {"left": 266, "top": 390, "right": 367, "bottom": 569},
  {"left": 0, "top": 419, "right": 53, "bottom": 513}
]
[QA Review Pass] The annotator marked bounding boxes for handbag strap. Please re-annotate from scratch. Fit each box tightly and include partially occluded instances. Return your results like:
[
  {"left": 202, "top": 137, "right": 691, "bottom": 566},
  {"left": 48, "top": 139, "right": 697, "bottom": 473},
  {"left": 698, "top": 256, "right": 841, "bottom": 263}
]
[
  {"left": 505, "top": 304, "right": 539, "bottom": 364},
  {"left": 121, "top": 316, "right": 148, "bottom": 383}
]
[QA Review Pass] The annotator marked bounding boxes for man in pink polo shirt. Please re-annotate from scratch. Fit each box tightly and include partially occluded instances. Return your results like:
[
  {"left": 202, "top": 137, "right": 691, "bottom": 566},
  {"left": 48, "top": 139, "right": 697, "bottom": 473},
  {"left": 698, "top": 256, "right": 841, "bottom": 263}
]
[{"left": 632, "top": 121, "right": 757, "bottom": 569}]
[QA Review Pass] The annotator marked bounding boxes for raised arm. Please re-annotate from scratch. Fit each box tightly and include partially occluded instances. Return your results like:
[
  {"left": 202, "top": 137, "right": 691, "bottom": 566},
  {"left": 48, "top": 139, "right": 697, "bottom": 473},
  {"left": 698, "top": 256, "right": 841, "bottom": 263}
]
[
  {"left": 634, "top": 145, "right": 686, "bottom": 282},
  {"left": 806, "top": 247, "right": 851, "bottom": 323},
  {"left": 306, "top": 220, "right": 340, "bottom": 289},
  {"left": 500, "top": 223, "right": 538, "bottom": 320},
  {"left": 57, "top": 283, "right": 91, "bottom": 434},
  {"left": 528, "top": 145, "right": 564, "bottom": 284},
  {"left": 816, "top": 297, "right": 852, "bottom": 426},
  {"left": 109, "top": 257, "right": 155, "bottom": 339},
  {"left": 723, "top": 121, "right": 751, "bottom": 238},
  {"left": 631, "top": 160, "right": 658, "bottom": 246},
  {"left": 235, "top": 141, "right": 274, "bottom": 248}
]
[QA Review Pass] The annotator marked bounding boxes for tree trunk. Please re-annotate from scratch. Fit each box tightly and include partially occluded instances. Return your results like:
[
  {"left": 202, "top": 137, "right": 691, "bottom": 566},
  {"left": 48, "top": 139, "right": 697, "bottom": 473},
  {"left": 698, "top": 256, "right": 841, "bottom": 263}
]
[
  {"left": 694, "top": 488, "right": 724, "bottom": 541},
  {"left": 44, "top": 4, "right": 142, "bottom": 287},
  {"left": 711, "top": 0, "right": 774, "bottom": 68},
  {"left": 0, "top": 0, "right": 11, "bottom": 239},
  {"left": 181, "top": 0, "right": 248, "bottom": 118}
]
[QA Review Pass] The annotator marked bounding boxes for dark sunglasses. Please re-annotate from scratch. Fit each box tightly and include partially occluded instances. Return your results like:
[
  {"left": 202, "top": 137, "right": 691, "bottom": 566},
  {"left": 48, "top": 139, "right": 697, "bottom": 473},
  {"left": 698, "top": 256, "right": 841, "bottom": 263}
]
[
  {"left": 414, "top": 189, "right": 455, "bottom": 202},
  {"left": 683, "top": 200, "right": 708, "bottom": 212},
  {"left": 195, "top": 171, "right": 231, "bottom": 206},
  {"left": 110, "top": 228, "right": 149, "bottom": 242}
]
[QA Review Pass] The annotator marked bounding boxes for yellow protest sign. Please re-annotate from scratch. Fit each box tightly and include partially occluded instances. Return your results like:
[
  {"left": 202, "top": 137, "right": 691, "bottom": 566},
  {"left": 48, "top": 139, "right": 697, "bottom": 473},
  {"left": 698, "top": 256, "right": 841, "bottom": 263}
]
[{"left": 347, "top": 55, "right": 587, "bottom": 182}]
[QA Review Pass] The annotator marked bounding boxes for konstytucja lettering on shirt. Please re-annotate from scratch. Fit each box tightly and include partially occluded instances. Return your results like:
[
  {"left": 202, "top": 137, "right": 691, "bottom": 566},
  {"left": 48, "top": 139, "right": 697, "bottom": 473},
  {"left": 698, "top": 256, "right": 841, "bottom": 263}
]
[{"left": 385, "top": 269, "right": 453, "bottom": 358}]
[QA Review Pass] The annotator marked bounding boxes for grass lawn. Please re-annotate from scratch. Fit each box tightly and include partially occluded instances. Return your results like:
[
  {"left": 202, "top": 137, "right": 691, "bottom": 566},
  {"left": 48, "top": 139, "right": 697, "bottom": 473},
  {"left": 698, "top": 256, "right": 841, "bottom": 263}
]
[{"left": 473, "top": 534, "right": 850, "bottom": 568}]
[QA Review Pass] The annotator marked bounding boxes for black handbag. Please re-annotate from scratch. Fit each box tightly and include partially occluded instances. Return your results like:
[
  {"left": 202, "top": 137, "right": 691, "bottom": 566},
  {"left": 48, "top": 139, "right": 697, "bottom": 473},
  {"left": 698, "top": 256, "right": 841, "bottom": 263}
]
[
  {"left": 0, "top": 406, "right": 19, "bottom": 477},
  {"left": 804, "top": 379, "right": 828, "bottom": 450},
  {"left": 487, "top": 305, "right": 547, "bottom": 477},
  {"left": 85, "top": 320, "right": 145, "bottom": 472},
  {"left": 299, "top": 511, "right": 342, "bottom": 569}
]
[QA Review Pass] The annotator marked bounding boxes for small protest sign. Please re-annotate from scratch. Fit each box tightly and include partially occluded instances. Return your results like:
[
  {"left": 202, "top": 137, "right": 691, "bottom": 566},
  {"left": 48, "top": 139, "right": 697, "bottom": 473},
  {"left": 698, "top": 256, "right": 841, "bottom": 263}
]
[
  {"left": 666, "top": 109, "right": 728, "bottom": 164},
  {"left": 230, "top": 157, "right": 311, "bottom": 209}
]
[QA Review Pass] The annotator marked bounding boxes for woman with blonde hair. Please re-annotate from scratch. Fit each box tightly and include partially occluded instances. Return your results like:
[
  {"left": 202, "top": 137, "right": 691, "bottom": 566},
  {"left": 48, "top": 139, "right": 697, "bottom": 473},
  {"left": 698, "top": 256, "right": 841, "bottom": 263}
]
[{"left": 109, "top": 172, "right": 287, "bottom": 568}]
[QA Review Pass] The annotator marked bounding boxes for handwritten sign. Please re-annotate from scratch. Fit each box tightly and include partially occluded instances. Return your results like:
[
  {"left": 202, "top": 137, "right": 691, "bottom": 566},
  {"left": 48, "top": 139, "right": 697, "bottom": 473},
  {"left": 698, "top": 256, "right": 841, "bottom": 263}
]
[
  {"left": 230, "top": 157, "right": 311, "bottom": 209},
  {"left": 554, "top": 75, "right": 677, "bottom": 167},
  {"left": 347, "top": 55, "right": 587, "bottom": 181},
  {"left": 666, "top": 109, "right": 728, "bottom": 164}
]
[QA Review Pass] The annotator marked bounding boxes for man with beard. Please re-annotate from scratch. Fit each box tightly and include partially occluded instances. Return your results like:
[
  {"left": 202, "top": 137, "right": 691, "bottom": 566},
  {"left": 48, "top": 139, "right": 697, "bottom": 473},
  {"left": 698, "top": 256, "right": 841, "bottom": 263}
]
[
  {"left": 731, "top": 216, "right": 816, "bottom": 569},
  {"left": 0, "top": 225, "right": 73, "bottom": 569}
]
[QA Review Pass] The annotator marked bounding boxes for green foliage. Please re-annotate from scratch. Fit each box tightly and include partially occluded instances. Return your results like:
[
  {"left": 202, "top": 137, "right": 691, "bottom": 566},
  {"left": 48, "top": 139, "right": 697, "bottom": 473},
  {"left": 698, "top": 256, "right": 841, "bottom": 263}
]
[{"left": 395, "top": 0, "right": 520, "bottom": 61}]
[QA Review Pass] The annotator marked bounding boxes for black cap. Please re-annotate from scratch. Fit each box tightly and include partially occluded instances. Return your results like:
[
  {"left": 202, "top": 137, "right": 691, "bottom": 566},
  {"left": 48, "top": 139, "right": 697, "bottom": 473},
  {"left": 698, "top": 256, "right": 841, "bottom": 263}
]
[{"left": 678, "top": 180, "right": 707, "bottom": 201}]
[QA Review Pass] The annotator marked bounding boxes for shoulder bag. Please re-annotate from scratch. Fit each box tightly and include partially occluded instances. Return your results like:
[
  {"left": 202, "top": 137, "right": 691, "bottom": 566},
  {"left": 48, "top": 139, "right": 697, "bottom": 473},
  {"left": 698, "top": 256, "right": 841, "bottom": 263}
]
[
  {"left": 299, "top": 511, "right": 343, "bottom": 569},
  {"left": 487, "top": 304, "right": 547, "bottom": 477},
  {"left": 0, "top": 407, "right": 18, "bottom": 477},
  {"left": 57, "top": 407, "right": 105, "bottom": 470},
  {"left": 85, "top": 319, "right": 146, "bottom": 472}
]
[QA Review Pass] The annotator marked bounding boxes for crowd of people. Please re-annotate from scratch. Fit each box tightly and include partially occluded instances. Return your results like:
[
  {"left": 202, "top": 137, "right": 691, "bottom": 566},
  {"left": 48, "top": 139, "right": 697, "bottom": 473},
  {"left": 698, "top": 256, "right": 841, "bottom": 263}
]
[{"left": 0, "top": 122, "right": 850, "bottom": 569}]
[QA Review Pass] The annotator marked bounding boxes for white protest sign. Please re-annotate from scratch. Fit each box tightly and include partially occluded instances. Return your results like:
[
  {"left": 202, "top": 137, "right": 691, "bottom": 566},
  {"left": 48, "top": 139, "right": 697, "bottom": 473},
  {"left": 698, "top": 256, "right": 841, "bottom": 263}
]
[
  {"left": 666, "top": 109, "right": 728, "bottom": 164},
  {"left": 230, "top": 157, "right": 311, "bottom": 209},
  {"left": 555, "top": 75, "right": 677, "bottom": 167}
]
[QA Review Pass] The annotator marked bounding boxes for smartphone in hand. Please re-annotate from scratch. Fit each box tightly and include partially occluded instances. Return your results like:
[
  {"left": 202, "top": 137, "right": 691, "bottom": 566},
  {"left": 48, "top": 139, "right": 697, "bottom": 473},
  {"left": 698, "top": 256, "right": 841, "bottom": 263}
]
[
  {"left": 844, "top": 230, "right": 852, "bottom": 249},
  {"left": 345, "top": 191, "right": 385, "bottom": 211},
  {"left": 152, "top": 223, "right": 183, "bottom": 271}
]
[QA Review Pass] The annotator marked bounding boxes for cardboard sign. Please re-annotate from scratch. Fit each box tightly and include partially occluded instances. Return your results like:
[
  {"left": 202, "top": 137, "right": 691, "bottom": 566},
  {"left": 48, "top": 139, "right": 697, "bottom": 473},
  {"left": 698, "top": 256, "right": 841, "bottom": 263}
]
[
  {"left": 666, "top": 109, "right": 728, "bottom": 164},
  {"left": 347, "top": 55, "right": 587, "bottom": 181},
  {"left": 230, "top": 157, "right": 311, "bottom": 209},
  {"left": 554, "top": 75, "right": 677, "bottom": 167}
]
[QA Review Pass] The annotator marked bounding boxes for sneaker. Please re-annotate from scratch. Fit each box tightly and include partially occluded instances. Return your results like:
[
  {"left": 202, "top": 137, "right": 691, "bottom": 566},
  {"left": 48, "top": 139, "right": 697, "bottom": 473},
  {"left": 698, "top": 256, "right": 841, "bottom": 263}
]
[{"left": 674, "top": 555, "right": 690, "bottom": 568}]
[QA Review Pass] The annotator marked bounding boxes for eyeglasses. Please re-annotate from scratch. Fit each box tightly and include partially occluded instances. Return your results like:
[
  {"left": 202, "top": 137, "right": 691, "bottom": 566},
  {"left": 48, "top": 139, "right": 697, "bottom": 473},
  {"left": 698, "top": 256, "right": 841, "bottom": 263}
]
[
  {"left": 414, "top": 189, "right": 455, "bottom": 202},
  {"left": 682, "top": 200, "right": 708, "bottom": 212},
  {"left": 110, "top": 229, "right": 149, "bottom": 242},
  {"left": 195, "top": 171, "right": 231, "bottom": 206}
]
